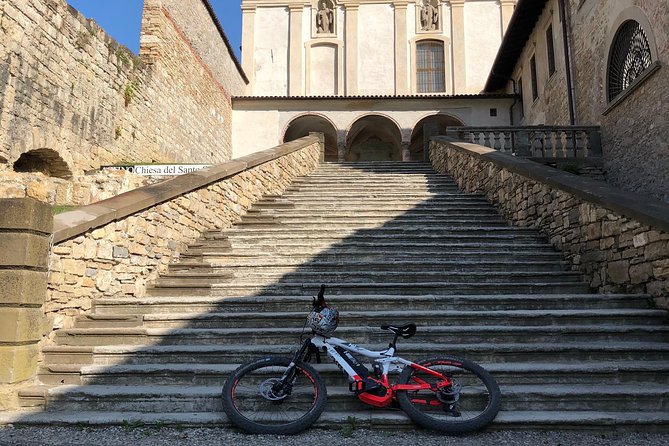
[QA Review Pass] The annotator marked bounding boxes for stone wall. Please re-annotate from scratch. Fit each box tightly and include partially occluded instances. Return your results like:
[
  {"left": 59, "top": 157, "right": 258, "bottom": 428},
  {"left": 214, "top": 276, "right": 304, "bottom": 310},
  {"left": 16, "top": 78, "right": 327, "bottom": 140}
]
[
  {"left": 1, "top": 0, "right": 246, "bottom": 179},
  {"left": 504, "top": 0, "right": 668, "bottom": 201},
  {"left": 46, "top": 136, "right": 322, "bottom": 330},
  {"left": 0, "top": 170, "right": 152, "bottom": 206},
  {"left": 430, "top": 138, "right": 669, "bottom": 307}
]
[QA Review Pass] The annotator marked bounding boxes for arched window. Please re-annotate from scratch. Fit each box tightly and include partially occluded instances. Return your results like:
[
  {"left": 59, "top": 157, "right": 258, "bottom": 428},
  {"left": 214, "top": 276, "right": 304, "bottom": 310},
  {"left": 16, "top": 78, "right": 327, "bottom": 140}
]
[
  {"left": 607, "top": 20, "right": 653, "bottom": 102},
  {"left": 416, "top": 40, "right": 445, "bottom": 93}
]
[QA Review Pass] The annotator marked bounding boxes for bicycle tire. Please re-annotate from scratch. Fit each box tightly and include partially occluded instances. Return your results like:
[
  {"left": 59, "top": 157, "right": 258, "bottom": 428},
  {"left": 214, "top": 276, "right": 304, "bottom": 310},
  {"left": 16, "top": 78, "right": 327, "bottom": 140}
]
[
  {"left": 396, "top": 356, "right": 501, "bottom": 433},
  {"left": 221, "top": 356, "right": 327, "bottom": 434}
]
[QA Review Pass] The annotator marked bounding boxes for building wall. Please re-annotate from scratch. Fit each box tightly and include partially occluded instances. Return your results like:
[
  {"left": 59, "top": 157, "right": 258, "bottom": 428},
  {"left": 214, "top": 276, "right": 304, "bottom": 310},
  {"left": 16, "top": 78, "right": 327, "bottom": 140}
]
[
  {"left": 0, "top": 0, "right": 246, "bottom": 179},
  {"left": 241, "top": 0, "right": 515, "bottom": 97},
  {"left": 505, "top": 0, "right": 668, "bottom": 201},
  {"left": 232, "top": 96, "right": 513, "bottom": 157}
]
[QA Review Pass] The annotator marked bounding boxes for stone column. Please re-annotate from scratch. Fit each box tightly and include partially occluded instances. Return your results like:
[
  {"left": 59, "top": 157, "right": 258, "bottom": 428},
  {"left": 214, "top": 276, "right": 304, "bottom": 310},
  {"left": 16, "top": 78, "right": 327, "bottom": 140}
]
[
  {"left": 401, "top": 141, "right": 411, "bottom": 161},
  {"left": 241, "top": 5, "right": 257, "bottom": 95},
  {"left": 288, "top": 5, "right": 304, "bottom": 96},
  {"left": 0, "top": 198, "right": 52, "bottom": 409},
  {"left": 450, "top": 0, "right": 467, "bottom": 94},
  {"left": 500, "top": 0, "right": 516, "bottom": 35},
  {"left": 337, "top": 139, "right": 347, "bottom": 162},
  {"left": 394, "top": 2, "right": 409, "bottom": 95},
  {"left": 344, "top": 4, "right": 359, "bottom": 96}
]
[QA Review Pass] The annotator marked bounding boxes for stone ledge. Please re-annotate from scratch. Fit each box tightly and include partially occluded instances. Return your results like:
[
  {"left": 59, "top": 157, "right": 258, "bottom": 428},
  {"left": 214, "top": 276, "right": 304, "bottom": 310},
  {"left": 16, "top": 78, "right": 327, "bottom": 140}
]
[
  {"left": 0, "top": 199, "right": 53, "bottom": 233},
  {"left": 53, "top": 136, "right": 319, "bottom": 244},
  {"left": 434, "top": 137, "right": 669, "bottom": 232}
]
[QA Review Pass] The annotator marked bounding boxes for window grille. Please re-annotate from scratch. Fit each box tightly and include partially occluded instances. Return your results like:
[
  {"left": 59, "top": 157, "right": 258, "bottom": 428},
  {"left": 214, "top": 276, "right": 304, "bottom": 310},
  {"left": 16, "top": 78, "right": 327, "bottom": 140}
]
[
  {"left": 530, "top": 55, "right": 538, "bottom": 101},
  {"left": 608, "top": 20, "right": 653, "bottom": 102},
  {"left": 546, "top": 25, "right": 556, "bottom": 76},
  {"left": 417, "top": 41, "right": 445, "bottom": 93}
]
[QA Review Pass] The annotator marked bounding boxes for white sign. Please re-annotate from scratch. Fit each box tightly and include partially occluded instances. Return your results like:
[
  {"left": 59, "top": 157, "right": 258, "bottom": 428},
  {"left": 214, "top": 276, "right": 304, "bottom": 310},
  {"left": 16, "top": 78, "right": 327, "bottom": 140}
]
[{"left": 102, "top": 164, "right": 212, "bottom": 176}]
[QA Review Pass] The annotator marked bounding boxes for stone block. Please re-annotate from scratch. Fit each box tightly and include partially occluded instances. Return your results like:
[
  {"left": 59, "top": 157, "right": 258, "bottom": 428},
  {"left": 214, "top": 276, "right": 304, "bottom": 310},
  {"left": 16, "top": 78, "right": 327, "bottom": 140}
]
[
  {"left": 0, "top": 198, "right": 52, "bottom": 233},
  {"left": 0, "top": 233, "right": 50, "bottom": 269},
  {"left": 0, "top": 308, "right": 43, "bottom": 343},
  {"left": 629, "top": 262, "right": 653, "bottom": 284},
  {"left": 0, "top": 270, "right": 48, "bottom": 306},
  {"left": 607, "top": 260, "right": 630, "bottom": 284},
  {"left": 0, "top": 344, "right": 40, "bottom": 384}
]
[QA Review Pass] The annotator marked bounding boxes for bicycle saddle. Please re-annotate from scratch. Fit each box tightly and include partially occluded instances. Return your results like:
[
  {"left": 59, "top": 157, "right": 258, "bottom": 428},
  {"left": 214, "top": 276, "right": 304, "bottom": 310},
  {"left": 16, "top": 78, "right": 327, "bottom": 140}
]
[{"left": 381, "top": 323, "right": 416, "bottom": 339}]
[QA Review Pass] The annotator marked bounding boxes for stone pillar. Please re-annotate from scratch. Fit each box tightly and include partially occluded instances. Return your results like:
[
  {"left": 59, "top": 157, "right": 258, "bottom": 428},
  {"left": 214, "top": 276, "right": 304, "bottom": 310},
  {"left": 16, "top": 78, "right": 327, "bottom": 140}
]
[
  {"left": 288, "top": 5, "right": 304, "bottom": 96},
  {"left": 401, "top": 141, "right": 411, "bottom": 161},
  {"left": 500, "top": 0, "right": 515, "bottom": 35},
  {"left": 450, "top": 0, "right": 467, "bottom": 94},
  {"left": 337, "top": 140, "right": 346, "bottom": 162},
  {"left": 394, "top": 2, "right": 409, "bottom": 95},
  {"left": 344, "top": 4, "right": 359, "bottom": 96},
  {"left": 0, "top": 198, "right": 52, "bottom": 409},
  {"left": 241, "top": 5, "right": 257, "bottom": 95}
]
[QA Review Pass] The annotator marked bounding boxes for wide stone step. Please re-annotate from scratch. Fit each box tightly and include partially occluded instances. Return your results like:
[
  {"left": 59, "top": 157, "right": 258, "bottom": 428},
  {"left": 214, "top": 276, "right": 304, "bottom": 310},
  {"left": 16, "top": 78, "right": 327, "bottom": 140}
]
[
  {"left": 19, "top": 383, "right": 669, "bottom": 413},
  {"left": 91, "top": 294, "right": 653, "bottom": 315},
  {"left": 61, "top": 323, "right": 669, "bottom": 346},
  {"left": 234, "top": 218, "right": 509, "bottom": 228},
  {"left": 36, "top": 361, "right": 669, "bottom": 387},
  {"left": 168, "top": 260, "right": 569, "bottom": 275},
  {"left": 243, "top": 209, "right": 503, "bottom": 219},
  {"left": 213, "top": 226, "right": 548, "bottom": 238},
  {"left": 153, "top": 271, "right": 584, "bottom": 287},
  {"left": 41, "top": 342, "right": 669, "bottom": 366},
  {"left": 146, "top": 281, "right": 591, "bottom": 296}
]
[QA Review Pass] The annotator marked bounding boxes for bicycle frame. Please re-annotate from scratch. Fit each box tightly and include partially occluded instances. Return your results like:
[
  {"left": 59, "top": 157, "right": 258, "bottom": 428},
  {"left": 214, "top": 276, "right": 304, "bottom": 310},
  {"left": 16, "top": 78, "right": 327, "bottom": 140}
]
[{"left": 299, "top": 334, "right": 454, "bottom": 408}]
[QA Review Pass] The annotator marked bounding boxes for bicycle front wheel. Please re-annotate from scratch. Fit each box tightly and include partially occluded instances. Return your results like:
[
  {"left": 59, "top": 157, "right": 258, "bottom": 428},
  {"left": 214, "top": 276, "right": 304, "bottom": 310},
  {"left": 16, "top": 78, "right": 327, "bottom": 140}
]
[
  {"left": 396, "top": 356, "right": 501, "bottom": 433},
  {"left": 221, "top": 356, "right": 327, "bottom": 434}
]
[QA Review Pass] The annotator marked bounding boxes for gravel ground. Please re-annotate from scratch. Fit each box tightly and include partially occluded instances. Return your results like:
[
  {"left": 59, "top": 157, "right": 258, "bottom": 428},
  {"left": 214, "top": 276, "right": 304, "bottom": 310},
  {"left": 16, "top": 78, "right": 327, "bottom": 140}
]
[{"left": 1, "top": 426, "right": 669, "bottom": 446}]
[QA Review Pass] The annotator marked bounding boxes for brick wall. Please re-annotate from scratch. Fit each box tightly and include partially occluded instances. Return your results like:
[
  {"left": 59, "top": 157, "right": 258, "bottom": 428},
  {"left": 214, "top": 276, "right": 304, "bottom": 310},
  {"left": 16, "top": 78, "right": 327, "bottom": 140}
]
[
  {"left": 431, "top": 138, "right": 669, "bottom": 307},
  {"left": 0, "top": 0, "right": 246, "bottom": 179}
]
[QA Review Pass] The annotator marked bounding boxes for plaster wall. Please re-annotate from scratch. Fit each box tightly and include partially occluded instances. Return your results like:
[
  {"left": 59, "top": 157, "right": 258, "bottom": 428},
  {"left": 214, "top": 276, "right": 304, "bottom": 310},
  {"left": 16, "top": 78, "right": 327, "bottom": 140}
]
[
  {"left": 232, "top": 97, "right": 513, "bottom": 156},
  {"left": 464, "top": 1, "right": 503, "bottom": 94},
  {"left": 252, "top": 7, "right": 290, "bottom": 96},
  {"left": 356, "top": 4, "right": 396, "bottom": 95}
]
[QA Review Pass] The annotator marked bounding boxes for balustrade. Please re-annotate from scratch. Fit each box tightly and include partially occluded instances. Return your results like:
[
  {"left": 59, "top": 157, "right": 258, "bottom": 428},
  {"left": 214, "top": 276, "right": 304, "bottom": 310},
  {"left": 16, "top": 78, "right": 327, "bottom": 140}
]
[{"left": 446, "top": 126, "right": 602, "bottom": 159}]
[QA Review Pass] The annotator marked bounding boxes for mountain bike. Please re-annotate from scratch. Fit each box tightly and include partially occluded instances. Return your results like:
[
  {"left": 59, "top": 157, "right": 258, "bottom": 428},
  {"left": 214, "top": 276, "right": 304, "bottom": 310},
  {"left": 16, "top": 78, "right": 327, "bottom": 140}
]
[{"left": 221, "top": 285, "right": 501, "bottom": 434}]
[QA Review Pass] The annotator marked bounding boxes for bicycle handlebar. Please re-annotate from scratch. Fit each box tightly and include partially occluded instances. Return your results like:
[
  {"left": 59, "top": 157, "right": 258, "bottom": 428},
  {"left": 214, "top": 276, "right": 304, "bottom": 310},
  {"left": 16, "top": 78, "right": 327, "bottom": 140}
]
[{"left": 312, "top": 284, "right": 326, "bottom": 310}]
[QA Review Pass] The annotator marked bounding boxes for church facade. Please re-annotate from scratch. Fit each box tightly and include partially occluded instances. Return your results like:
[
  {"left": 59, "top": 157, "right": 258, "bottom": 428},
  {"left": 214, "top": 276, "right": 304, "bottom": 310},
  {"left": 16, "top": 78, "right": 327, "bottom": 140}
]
[{"left": 233, "top": 0, "right": 518, "bottom": 160}]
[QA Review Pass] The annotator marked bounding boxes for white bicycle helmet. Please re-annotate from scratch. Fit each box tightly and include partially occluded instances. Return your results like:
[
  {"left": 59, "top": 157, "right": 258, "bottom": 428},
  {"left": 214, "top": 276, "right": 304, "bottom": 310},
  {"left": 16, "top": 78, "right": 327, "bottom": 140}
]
[{"left": 307, "top": 306, "right": 339, "bottom": 336}]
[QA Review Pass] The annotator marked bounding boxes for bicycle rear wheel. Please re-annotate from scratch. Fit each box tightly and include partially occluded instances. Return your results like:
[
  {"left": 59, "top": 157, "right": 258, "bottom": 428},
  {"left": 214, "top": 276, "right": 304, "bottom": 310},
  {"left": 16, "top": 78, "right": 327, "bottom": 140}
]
[
  {"left": 222, "top": 356, "right": 327, "bottom": 434},
  {"left": 396, "top": 356, "right": 501, "bottom": 433}
]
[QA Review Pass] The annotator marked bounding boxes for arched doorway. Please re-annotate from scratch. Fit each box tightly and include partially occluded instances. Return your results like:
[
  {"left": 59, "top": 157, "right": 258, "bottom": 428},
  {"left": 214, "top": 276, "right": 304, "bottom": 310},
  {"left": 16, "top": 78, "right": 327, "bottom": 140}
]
[
  {"left": 283, "top": 115, "right": 338, "bottom": 161},
  {"left": 409, "top": 114, "right": 464, "bottom": 161},
  {"left": 346, "top": 115, "right": 402, "bottom": 162},
  {"left": 13, "top": 148, "right": 73, "bottom": 179}
]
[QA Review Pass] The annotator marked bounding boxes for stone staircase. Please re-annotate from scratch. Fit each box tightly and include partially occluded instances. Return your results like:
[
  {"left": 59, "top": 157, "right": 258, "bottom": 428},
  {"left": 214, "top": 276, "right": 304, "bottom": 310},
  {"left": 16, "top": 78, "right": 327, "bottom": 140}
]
[{"left": 10, "top": 162, "right": 669, "bottom": 428}]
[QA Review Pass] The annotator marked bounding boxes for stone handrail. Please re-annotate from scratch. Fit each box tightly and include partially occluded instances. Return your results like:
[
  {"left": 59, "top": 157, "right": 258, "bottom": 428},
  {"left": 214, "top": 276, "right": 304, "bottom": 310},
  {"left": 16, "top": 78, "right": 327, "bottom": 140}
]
[
  {"left": 47, "top": 135, "right": 323, "bottom": 327},
  {"left": 430, "top": 137, "right": 669, "bottom": 307},
  {"left": 445, "top": 126, "right": 602, "bottom": 159}
]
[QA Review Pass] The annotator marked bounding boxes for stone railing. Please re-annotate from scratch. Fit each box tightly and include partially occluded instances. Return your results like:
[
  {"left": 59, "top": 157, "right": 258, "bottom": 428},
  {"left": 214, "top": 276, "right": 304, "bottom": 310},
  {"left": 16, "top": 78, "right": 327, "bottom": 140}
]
[
  {"left": 430, "top": 137, "right": 668, "bottom": 307},
  {"left": 446, "top": 126, "right": 602, "bottom": 159},
  {"left": 47, "top": 135, "right": 323, "bottom": 329}
]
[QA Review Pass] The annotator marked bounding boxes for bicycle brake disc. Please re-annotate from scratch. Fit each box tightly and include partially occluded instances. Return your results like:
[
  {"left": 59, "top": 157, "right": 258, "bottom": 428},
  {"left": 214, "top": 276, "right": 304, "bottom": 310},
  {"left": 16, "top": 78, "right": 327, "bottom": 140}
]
[{"left": 259, "top": 378, "right": 290, "bottom": 401}]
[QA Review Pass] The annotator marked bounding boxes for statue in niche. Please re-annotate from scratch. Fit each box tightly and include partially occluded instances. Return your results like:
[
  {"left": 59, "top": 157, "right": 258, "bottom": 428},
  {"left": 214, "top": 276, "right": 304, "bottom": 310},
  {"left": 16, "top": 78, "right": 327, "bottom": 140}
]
[
  {"left": 316, "top": 0, "right": 334, "bottom": 34},
  {"left": 420, "top": 0, "right": 439, "bottom": 31}
]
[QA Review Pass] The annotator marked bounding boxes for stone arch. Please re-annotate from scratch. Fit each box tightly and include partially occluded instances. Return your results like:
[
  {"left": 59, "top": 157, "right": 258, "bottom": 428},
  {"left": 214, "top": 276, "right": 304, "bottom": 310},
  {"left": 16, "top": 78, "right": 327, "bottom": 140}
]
[
  {"left": 345, "top": 114, "right": 402, "bottom": 162},
  {"left": 283, "top": 114, "right": 339, "bottom": 161},
  {"left": 13, "top": 148, "right": 73, "bottom": 179},
  {"left": 409, "top": 113, "right": 465, "bottom": 161}
]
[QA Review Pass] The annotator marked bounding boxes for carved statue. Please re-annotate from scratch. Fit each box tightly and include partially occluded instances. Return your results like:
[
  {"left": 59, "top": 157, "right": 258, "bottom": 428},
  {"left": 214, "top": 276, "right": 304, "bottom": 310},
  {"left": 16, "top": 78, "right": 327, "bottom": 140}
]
[
  {"left": 420, "top": 0, "right": 439, "bottom": 31},
  {"left": 316, "top": 0, "right": 334, "bottom": 34}
]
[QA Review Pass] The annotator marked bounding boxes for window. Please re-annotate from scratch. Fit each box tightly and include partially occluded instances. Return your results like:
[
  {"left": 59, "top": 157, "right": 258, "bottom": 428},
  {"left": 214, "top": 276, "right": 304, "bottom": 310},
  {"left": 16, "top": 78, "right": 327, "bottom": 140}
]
[
  {"left": 416, "top": 41, "right": 445, "bottom": 93},
  {"left": 546, "top": 25, "right": 556, "bottom": 76},
  {"left": 607, "top": 20, "right": 653, "bottom": 102},
  {"left": 530, "top": 55, "right": 538, "bottom": 101}
]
